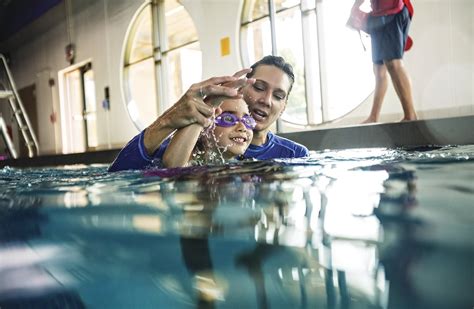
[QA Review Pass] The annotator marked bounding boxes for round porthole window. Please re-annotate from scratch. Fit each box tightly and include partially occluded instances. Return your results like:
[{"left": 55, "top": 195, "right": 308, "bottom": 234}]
[
  {"left": 240, "top": 0, "right": 374, "bottom": 128},
  {"left": 121, "top": 1, "right": 201, "bottom": 131}
]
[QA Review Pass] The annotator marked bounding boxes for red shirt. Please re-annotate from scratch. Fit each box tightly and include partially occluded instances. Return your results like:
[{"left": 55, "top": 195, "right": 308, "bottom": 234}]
[{"left": 370, "top": 0, "right": 404, "bottom": 16}]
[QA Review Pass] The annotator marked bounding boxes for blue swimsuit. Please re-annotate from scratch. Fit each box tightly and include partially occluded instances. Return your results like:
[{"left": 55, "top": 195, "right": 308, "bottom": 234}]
[{"left": 108, "top": 130, "right": 309, "bottom": 172}]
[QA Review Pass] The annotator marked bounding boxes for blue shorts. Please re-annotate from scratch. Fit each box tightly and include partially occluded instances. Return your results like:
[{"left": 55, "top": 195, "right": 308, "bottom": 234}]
[{"left": 370, "top": 6, "right": 410, "bottom": 65}]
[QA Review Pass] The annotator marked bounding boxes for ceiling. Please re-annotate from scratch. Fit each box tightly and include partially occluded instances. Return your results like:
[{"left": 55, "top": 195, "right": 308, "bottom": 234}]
[{"left": 0, "top": 0, "right": 62, "bottom": 42}]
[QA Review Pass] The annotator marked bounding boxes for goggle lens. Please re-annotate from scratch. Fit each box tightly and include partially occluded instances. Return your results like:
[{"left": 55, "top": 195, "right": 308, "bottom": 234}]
[{"left": 215, "top": 112, "right": 256, "bottom": 130}]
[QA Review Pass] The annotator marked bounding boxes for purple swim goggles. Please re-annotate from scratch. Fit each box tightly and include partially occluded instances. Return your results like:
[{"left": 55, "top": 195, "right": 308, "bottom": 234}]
[{"left": 214, "top": 112, "right": 257, "bottom": 130}]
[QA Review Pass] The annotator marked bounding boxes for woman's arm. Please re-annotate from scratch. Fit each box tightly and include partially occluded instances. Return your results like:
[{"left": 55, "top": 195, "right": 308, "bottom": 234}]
[
  {"left": 162, "top": 123, "right": 204, "bottom": 168},
  {"left": 143, "top": 75, "right": 250, "bottom": 156},
  {"left": 109, "top": 73, "right": 252, "bottom": 171}
]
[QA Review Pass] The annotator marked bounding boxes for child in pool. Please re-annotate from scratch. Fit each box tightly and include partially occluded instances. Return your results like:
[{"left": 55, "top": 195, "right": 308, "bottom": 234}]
[{"left": 162, "top": 98, "right": 256, "bottom": 167}]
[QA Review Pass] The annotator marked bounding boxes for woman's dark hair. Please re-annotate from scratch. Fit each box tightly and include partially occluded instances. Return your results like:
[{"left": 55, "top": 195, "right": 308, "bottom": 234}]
[{"left": 246, "top": 55, "right": 295, "bottom": 97}]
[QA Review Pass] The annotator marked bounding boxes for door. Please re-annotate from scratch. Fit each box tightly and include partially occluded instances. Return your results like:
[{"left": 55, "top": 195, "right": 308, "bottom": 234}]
[
  {"left": 61, "top": 61, "right": 98, "bottom": 153},
  {"left": 82, "top": 64, "right": 98, "bottom": 150}
]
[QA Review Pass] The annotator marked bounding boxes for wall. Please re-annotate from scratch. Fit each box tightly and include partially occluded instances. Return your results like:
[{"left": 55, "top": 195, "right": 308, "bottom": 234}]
[
  {"left": 0, "top": 0, "right": 143, "bottom": 154},
  {"left": 181, "top": 0, "right": 244, "bottom": 78},
  {"left": 0, "top": 0, "right": 472, "bottom": 155}
]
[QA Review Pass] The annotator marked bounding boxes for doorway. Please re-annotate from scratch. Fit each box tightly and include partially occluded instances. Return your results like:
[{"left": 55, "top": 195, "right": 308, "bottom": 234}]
[{"left": 59, "top": 60, "right": 98, "bottom": 153}]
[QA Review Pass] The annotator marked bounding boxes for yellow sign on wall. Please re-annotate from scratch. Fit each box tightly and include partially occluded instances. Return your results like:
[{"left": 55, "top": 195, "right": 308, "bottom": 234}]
[{"left": 220, "top": 37, "right": 230, "bottom": 56}]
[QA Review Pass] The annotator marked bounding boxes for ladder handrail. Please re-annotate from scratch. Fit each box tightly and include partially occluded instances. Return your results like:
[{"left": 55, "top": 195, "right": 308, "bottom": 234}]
[
  {"left": 0, "top": 54, "right": 40, "bottom": 156},
  {"left": 0, "top": 115, "right": 17, "bottom": 159}
]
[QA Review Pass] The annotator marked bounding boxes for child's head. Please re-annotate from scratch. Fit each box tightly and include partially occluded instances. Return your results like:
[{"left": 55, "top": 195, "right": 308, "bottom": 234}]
[{"left": 211, "top": 98, "right": 255, "bottom": 159}]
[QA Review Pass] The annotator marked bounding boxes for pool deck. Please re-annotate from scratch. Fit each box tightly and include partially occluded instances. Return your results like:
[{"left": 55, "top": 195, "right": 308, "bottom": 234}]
[
  {"left": 281, "top": 115, "right": 474, "bottom": 151},
  {"left": 1, "top": 115, "right": 473, "bottom": 168},
  {"left": 0, "top": 148, "right": 120, "bottom": 168}
]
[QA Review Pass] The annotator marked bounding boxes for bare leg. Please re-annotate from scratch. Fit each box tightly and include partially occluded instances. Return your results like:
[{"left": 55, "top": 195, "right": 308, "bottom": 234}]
[
  {"left": 363, "top": 63, "right": 388, "bottom": 123},
  {"left": 385, "top": 59, "right": 417, "bottom": 121}
]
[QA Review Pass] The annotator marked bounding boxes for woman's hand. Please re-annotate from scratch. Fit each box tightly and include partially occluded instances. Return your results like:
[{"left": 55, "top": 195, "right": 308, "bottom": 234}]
[
  {"left": 204, "top": 68, "right": 255, "bottom": 108},
  {"left": 162, "top": 75, "right": 244, "bottom": 128},
  {"left": 144, "top": 74, "right": 249, "bottom": 155}
]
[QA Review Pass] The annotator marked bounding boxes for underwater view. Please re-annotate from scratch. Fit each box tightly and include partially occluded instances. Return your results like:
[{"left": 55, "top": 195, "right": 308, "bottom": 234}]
[{"left": 0, "top": 145, "right": 473, "bottom": 308}]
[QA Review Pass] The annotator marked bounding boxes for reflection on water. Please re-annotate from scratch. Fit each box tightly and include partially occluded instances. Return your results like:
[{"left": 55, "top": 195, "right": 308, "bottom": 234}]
[{"left": 0, "top": 146, "right": 473, "bottom": 308}]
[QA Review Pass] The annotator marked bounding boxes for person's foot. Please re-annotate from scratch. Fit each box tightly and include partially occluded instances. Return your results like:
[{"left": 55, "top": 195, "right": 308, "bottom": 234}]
[
  {"left": 400, "top": 114, "right": 417, "bottom": 122},
  {"left": 361, "top": 116, "right": 378, "bottom": 124}
]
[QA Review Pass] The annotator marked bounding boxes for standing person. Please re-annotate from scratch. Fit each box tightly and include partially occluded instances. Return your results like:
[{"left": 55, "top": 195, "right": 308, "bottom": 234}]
[
  {"left": 108, "top": 56, "right": 308, "bottom": 172},
  {"left": 162, "top": 97, "right": 255, "bottom": 167},
  {"left": 361, "top": 0, "right": 417, "bottom": 123}
]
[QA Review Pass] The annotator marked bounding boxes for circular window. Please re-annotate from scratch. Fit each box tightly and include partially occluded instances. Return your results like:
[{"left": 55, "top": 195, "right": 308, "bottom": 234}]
[
  {"left": 121, "top": 1, "right": 201, "bottom": 131},
  {"left": 241, "top": 0, "right": 374, "bottom": 128}
]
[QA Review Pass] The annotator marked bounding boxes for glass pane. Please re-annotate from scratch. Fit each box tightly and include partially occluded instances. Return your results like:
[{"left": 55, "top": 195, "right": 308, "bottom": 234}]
[
  {"left": 127, "top": 58, "right": 158, "bottom": 128},
  {"left": 303, "top": 9, "right": 323, "bottom": 124},
  {"left": 167, "top": 42, "right": 202, "bottom": 105},
  {"left": 242, "top": 17, "right": 273, "bottom": 65},
  {"left": 275, "top": 7, "right": 308, "bottom": 124},
  {"left": 274, "top": 0, "right": 300, "bottom": 11},
  {"left": 123, "top": 1, "right": 202, "bottom": 130},
  {"left": 165, "top": 0, "right": 198, "bottom": 50},
  {"left": 242, "top": 0, "right": 301, "bottom": 24},
  {"left": 83, "top": 69, "right": 98, "bottom": 148},
  {"left": 320, "top": 1, "right": 374, "bottom": 120},
  {"left": 65, "top": 70, "right": 86, "bottom": 152},
  {"left": 129, "top": 5, "right": 153, "bottom": 63},
  {"left": 242, "top": 0, "right": 268, "bottom": 23}
]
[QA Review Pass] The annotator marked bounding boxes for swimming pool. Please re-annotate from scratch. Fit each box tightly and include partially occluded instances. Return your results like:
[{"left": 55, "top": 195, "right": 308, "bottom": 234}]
[{"left": 1, "top": 145, "right": 473, "bottom": 308}]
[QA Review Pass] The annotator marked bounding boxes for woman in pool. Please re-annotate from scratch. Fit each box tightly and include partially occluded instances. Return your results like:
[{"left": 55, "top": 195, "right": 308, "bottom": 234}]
[{"left": 162, "top": 98, "right": 256, "bottom": 167}]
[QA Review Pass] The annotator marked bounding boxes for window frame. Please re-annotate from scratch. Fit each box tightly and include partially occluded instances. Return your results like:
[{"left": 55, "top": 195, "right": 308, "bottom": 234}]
[
  {"left": 240, "top": 0, "right": 374, "bottom": 132},
  {"left": 121, "top": 0, "right": 201, "bottom": 131}
]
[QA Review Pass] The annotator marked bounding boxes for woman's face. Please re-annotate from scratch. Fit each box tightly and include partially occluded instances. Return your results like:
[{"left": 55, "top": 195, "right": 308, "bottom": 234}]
[
  {"left": 212, "top": 99, "right": 254, "bottom": 159},
  {"left": 243, "top": 64, "right": 291, "bottom": 133}
]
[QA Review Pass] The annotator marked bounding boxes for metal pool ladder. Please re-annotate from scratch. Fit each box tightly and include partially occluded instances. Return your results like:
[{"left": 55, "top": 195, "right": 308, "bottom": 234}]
[{"left": 0, "top": 54, "right": 39, "bottom": 158}]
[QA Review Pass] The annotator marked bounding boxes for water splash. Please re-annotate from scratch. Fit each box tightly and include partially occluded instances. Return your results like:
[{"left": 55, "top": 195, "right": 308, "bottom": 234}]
[{"left": 191, "top": 123, "right": 230, "bottom": 166}]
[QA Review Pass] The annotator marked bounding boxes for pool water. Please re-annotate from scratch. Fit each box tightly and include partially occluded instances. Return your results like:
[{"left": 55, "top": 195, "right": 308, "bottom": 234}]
[{"left": 0, "top": 145, "right": 473, "bottom": 308}]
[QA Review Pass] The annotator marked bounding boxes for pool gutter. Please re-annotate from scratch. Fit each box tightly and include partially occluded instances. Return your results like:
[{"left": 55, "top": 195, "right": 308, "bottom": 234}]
[{"left": 1, "top": 115, "right": 473, "bottom": 168}]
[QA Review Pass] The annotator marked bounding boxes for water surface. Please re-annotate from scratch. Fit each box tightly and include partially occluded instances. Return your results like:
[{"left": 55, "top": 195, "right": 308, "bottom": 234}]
[{"left": 1, "top": 145, "right": 473, "bottom": 308}]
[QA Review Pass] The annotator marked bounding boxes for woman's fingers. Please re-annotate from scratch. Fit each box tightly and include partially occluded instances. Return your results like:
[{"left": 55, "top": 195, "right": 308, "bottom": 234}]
[
  {"left": 232, "top": 68, "right": 252, "bottom": 78},
  {"left": 206, "top": 96, "right": 234, "bottom": 108},
  {"left": 194, "top": 99, "right": 214, "bottom": 117},
  {"left": 206, "top": 83, "right": 242, "bottom": 98},
  {"left": 194, "top": 112, "right": 212, "bottom": 127},
  {"left": 196, "top": 70, "right": 252, "bottom": 98},
  {"left": 183, "top": 71, "right": 255, "bottom": 122},
  {"left": 203, "top": 78, "right": 255, "bottom": 107},
  {"left": 199, "top": 75, "right": 238, "bottom": 89},
  {"left": 222, "top": 77, "right": 252, "bottom": 91}
]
